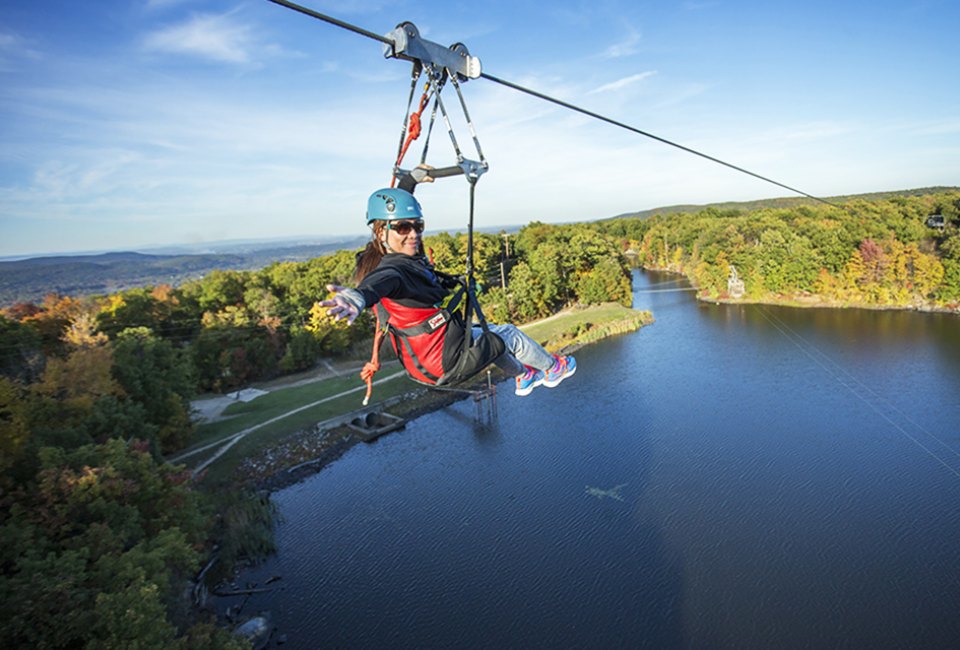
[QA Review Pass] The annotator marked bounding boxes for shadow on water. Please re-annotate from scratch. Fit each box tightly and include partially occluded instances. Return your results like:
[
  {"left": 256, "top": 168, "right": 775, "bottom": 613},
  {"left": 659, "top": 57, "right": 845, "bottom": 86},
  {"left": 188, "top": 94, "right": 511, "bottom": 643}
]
[{"left": 441, "top": 395, "right": 503, "bottom": 444}]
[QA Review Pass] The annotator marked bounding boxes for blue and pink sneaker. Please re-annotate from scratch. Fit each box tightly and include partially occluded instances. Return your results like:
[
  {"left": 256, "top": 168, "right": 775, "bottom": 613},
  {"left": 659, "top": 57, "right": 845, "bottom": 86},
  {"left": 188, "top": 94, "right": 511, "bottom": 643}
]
[
  {"left": 515, "top": 367, "right": 545, "bottom": 396},
  {"left": 543, "top": 355, "right": 576, "bottom": 388}
]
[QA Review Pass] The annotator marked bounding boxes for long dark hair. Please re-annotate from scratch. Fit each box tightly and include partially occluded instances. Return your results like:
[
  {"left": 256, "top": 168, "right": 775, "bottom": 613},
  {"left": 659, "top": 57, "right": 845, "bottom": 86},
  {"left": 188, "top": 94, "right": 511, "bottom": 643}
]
[
  {"left": 354, "top": 221, "right": 387, "bottom": 284},
  {"left": 353, "top": 220, "right": 427, "bottom": 283}
]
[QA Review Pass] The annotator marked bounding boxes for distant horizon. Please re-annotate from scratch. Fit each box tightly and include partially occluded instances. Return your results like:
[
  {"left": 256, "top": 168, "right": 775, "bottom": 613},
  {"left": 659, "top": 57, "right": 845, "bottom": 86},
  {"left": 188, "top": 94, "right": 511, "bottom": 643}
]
[
  {"left": 0, "top": 221, "right": 522, "bottom": 262},
  {"left": 3, "top": 183, "right": 956, "bottom": 263},
  {"left": 0, "top": 232, "right": 371, "bottom": 263}
]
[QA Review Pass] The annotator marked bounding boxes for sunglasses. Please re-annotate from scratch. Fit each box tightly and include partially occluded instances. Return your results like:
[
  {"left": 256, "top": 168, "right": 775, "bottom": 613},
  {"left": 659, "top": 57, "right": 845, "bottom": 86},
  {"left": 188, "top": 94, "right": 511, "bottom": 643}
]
[{"left": 387, "top": 220, "right": 425, "bottom": 235}]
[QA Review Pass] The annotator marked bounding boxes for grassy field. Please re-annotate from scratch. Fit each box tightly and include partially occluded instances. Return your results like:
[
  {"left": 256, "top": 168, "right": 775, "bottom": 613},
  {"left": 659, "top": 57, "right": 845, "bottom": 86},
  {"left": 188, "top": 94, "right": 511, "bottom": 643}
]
[{"left": 520, "top": 302, "right": 650, "bottom": 348}]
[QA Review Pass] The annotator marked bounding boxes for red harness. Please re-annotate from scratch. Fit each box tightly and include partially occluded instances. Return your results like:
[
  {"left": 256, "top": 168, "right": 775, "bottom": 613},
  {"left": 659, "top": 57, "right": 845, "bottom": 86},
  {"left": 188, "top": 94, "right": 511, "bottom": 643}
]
[
  {"left": 359, "top": 272, "right": 506, "bottom": 403},
  {"left": 380, "top": 298, "right": 452, "bottom": 383}
]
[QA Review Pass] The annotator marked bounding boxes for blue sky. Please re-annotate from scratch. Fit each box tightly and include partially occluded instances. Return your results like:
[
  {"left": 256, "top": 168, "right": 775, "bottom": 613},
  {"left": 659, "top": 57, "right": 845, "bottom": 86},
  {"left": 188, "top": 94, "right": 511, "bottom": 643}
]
[{"left": 1, "top": 0, "right": 958, "bottom": 258}]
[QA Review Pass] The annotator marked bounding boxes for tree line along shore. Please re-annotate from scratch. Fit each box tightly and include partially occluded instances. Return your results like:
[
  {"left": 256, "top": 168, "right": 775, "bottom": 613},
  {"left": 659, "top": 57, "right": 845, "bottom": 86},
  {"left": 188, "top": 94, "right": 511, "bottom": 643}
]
[{"left": 2, "top": 188, "right": 957, "bottom": 647}]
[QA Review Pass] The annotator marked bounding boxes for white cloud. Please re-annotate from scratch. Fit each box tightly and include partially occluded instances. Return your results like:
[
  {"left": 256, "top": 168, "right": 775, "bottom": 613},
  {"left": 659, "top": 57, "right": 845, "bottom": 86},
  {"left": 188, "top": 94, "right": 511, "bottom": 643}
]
[
  {"left": 738, "top": 121, "right": 856, "bottom": 150},
  {"left": 0, "top": 29, "right": 42, "bottom": 69},
  {"left": 588, "top": 71, "right": 657, "bottom": 95},
  {"left": 32, "top": 161, "right": 75, "bottom": 198},
  {"left": 600, "top": 27, "right": 641, "bottom": 59},
  {"left": 142, "top": 12, "right": 255, "bottom": 63},
  {"left": 0, "top": 67, "right": 404, "bottom": 252},
  {"left": 0, "top": 32, "right": 24, "bottom": 52}
]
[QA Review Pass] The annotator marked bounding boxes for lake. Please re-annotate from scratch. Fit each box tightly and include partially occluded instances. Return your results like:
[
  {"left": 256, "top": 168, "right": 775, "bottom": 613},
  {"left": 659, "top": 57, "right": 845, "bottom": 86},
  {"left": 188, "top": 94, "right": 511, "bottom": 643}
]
[{"left": 232, "top": 270, "right": 960, "bottom": 648}]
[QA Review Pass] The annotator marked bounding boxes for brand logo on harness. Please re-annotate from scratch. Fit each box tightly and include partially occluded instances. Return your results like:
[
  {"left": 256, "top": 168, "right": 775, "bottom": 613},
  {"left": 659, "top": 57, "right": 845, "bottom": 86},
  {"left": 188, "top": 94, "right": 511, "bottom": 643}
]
[{"left": 428, "top": 312, "right": 447, "bottom": 330}]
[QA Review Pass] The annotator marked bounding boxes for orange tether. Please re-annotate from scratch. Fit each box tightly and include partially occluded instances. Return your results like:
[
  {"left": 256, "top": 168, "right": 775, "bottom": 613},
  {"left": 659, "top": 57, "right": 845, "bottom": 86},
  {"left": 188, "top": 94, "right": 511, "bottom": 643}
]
[
  {"left": 391, "top": 88, "right": 430, "bottom": 187},
  {"left": 360, "top": 312, "right": 387, "bottom": 405}
]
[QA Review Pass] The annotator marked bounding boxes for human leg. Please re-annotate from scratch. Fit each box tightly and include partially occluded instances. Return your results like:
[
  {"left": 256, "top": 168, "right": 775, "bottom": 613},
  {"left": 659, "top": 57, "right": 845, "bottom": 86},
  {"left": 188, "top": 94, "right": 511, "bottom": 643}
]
[
  {"left": 476, "top": 324, "right": 555, "bottom": 372},
  {"left": 473, "top": 323, "right": 575, "bottom": 394}
]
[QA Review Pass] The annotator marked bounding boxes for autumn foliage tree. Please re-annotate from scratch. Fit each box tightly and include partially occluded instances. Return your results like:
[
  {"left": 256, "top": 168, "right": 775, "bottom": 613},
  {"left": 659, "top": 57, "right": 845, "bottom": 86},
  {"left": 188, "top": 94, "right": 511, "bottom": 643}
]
[
  {"left": 0, "top": 440, "right": 243, "bottom": 649},
  {"left": 0, "top": 319, "right": 243, "bottom": 648},
  {"left": 602, "top": 189, "right": 960, "bottom": 308}
]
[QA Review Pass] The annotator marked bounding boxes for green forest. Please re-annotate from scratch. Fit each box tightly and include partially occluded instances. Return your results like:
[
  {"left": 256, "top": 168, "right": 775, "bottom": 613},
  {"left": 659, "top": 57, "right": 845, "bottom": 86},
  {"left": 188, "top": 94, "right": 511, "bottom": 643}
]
[
  {"left": 2, "top": 187, "right": 958, "bottom": 646},
  {"left": 0, "top": 221, "right": 632, "bottom": 648}
]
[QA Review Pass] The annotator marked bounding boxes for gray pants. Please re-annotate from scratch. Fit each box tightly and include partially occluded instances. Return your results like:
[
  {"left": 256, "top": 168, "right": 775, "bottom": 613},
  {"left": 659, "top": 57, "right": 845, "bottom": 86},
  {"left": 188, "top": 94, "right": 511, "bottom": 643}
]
[{"left": 472, "top": 324, "right": 556, "bottom": 377}]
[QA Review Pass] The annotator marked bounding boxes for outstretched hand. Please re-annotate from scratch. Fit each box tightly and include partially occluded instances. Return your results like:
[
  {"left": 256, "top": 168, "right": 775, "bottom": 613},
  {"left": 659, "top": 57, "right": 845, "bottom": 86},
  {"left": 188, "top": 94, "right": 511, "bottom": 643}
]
[{"left": 318, "top": 284, "right": 359, "bottom": 325}]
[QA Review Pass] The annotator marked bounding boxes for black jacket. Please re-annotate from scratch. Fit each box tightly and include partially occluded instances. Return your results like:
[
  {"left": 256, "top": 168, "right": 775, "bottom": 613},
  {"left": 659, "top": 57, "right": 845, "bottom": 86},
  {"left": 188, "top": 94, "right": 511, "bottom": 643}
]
[{"left": 356, "top": 253, "right": 456, "bottom": 310}]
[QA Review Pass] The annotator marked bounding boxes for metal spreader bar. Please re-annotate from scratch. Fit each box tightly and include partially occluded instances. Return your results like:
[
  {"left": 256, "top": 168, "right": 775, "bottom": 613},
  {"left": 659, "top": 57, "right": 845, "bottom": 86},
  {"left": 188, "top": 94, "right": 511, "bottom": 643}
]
[{"left": 396, "top": 165, "right": 464, "bottom": 179}]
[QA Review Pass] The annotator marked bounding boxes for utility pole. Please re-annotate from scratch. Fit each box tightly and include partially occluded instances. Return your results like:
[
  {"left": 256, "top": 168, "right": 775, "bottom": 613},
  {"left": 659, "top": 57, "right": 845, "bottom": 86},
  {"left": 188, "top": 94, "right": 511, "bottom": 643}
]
[{"left": 500, "top": 233, "right": 510, "bottom": 289}]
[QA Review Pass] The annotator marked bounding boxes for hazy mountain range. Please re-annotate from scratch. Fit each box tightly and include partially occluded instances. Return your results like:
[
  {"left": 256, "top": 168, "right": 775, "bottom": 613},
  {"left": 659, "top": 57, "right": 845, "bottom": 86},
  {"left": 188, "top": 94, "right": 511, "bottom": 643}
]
[{"left": 0, "top": 239, "right": 368, "bottom": 307}]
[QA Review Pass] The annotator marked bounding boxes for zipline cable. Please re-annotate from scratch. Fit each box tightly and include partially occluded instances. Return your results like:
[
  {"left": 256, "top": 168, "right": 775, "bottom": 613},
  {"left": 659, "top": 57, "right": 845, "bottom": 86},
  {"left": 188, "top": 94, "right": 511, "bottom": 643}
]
[
  {"left": 265, "top": 0, "right": 843, "bottom": 210},
  {"left": 757, "top": 305, "right": 960, "bottom": 463},
  {"left": 266, "top": 0, "right": 393, "bottom": 46},
  {"left": 479, "top": 72, "right": 844, "bottom": 210},
  {"left": 754, "top": 305, "right": 960, "bottom": 481}
]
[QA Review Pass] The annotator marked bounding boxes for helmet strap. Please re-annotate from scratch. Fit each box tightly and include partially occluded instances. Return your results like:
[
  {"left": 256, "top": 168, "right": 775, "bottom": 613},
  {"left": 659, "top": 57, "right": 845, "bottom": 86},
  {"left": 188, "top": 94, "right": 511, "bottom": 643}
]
[
  {"left": 369, "top": 221, "right": 392, "bottom": 254},
  {"left": 381, "top": 235, "right": 395, "bottom": 254}
]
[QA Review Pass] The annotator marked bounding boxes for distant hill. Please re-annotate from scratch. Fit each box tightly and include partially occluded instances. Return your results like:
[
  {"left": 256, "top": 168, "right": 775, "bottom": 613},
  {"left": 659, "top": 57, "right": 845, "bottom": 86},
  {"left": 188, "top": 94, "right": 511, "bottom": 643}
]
[
  {"left": 0, "top": 239, "right": 366, "bottom": 307},
  {"left": 604, "top": 186, "right": 959, "bottom": 221}
]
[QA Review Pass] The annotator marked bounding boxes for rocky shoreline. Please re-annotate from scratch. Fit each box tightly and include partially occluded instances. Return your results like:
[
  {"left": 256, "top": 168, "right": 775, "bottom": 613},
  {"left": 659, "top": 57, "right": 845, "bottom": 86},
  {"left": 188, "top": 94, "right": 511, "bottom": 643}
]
[
  {"left": 701, "top": 291, "right": 960, "bottom": 314},
  {"left": 240, "top": 379, "right": 500, "bottom": 493}
]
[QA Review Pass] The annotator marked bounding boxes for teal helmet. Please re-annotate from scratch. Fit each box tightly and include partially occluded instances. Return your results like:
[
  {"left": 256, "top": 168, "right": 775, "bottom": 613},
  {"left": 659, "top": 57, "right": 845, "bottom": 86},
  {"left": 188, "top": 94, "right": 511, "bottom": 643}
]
[{"left": 366, "top": 188, "right": 423, "bottom": 224}]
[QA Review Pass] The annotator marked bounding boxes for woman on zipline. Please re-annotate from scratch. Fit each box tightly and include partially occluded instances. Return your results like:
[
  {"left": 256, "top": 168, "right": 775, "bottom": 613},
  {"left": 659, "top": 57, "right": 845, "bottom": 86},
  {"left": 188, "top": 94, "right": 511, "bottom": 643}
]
[{"left": 320, "top": 172, "right": 575, "bottom": 397}]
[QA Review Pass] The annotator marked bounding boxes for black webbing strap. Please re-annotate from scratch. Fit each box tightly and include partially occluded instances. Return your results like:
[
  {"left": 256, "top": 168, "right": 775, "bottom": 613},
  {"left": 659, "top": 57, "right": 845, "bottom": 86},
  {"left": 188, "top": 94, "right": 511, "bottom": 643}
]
[
  {"left": 459, "top": 177, "right": 491, "bottom": 361},
  {"left": 446, "top": 281, "right": 466, "bottom": 313},
  {"left": 373, "top": 303, "right": 391, "bottom": 335}
]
